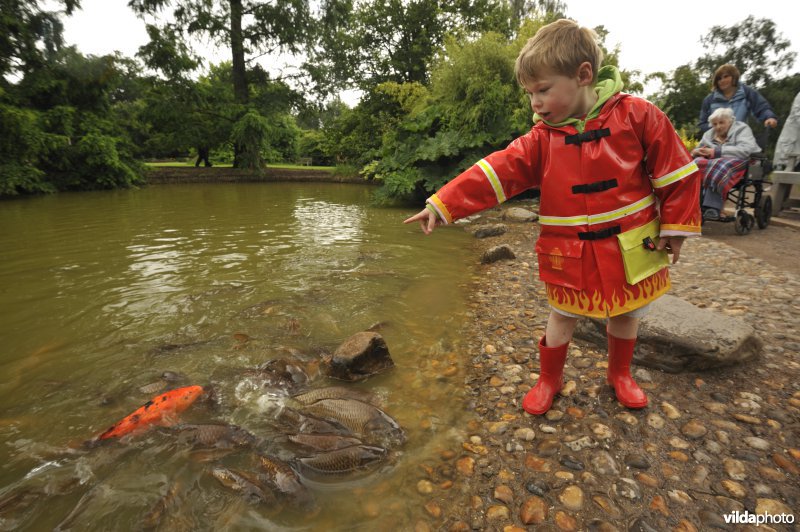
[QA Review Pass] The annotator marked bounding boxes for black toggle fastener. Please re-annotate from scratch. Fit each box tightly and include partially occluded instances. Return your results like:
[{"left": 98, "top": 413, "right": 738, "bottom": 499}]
[
  {"left": 642, "top": 236, "right": 656, "bottom": 251},
  {"left": 578, "top": 225, "right": 621, "bottom": 240},
  {"left": 565, "top": 127, "right": 611, "bottom": 146},
  {"left": 572, "top": 178, "right": 619, "bottom": 194}
]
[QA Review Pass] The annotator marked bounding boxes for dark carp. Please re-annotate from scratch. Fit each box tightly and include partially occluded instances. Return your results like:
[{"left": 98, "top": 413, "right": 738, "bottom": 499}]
[
  {"left": 276, "top": 407, "right": 352, "bottom": 436},
  {"left": 169, "top": 423, "right": 259, "bottom": 449},
  {"left": 303, "top": 399, "right": 406, "bottom": 446},
  {"left": 211, "top": 466, "right": 280, "bottom": 507},
  {"left": 295, "top": 445, "right": 388, "bottom": 478},
  {"left": 255, "top": 454, "right": 315, "bottom": 511},
  {"left": 287, "top": 433, "right": 363, "bottom": 452},
  {"left": 291, "top": 386, "right": 381, "bottom": 407}
]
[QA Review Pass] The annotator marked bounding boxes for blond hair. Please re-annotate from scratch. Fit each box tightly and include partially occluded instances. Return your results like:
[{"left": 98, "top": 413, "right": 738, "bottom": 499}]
[{"left": 515, "top": 19, "right": 604, "bottom": 86}]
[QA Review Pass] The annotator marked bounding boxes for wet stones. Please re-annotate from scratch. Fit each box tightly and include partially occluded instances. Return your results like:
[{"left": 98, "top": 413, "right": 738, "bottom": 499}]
[
  {"left": 660, "top": 402, "right": 681, "bottom": 419},
  {"left": 519, "top": 496, "right": 548, "bottom": 524},
  {"left": 590, "top": 451, "right": 619, "bottom": 476},
  {"left": 680, "top": 419, "right": 707, "bottom": 439},
  {"left": 612, "top": 478, "right": 641, "bottom": 500},
  {"left": 323, "top": 332, "right": 394, "bottom": 381},
  {"left": 425, "top": 212, "right": 800, "bottom": 531},
  {"left": 723, "top": 458, "right": 746, "bottom": 480},
  {"left": 623, "top": 454, "right": 650, "bottom": 470},
  {"left": 558, "top": 485, "right": 584, "bottom": 510},
  {"left": 502, "top": 207, "right": 538, "bottom": 223},
  {"left": 472, "top": 224, "right": 508, "bottom": 239},
  {"left": 481, "top": 245, "right": 516, "bottom": 264}
]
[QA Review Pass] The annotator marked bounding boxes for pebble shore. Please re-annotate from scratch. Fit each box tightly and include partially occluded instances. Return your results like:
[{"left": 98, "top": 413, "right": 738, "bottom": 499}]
[{"left": 409, "top": 205, "right": 800, "bottom": 531}]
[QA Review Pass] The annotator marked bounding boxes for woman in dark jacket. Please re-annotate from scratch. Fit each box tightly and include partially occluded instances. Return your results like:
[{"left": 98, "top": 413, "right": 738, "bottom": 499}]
[{"left": 698, "top": 64, "right": 777, "bottom": 135}]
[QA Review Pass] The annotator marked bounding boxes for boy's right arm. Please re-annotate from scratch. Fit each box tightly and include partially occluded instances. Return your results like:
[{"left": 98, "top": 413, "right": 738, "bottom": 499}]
[{"left": 423, "top": 132, "right": 541, "bottom": 226}]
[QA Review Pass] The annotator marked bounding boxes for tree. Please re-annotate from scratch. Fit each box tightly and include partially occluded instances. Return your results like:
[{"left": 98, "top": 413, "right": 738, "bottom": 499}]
[
  {"left": 697, "top": 16, "right": 796, "bottom": 89},
  {"left": 129, "top": 0, "right": 311, "bottom": 105},
  {"left": 130, "top": 0, "right": 312, "bottom": 167},
  {"left": 0, "top": 0, "right": 80, "bottom": 81},
  {"left": 649, "top": 16, "right": 796, "bottom": 138},
  {"left": 308, "top": 0, "right": 514, "bottom": 93}
]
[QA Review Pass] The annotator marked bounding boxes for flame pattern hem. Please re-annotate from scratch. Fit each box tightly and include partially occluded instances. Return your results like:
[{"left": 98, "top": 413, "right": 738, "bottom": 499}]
[{"left": 546, "top": 268, "right": 671, "bottom": 318}]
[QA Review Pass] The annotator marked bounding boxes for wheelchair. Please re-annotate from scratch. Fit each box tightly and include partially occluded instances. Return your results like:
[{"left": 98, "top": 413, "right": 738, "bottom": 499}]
[{"left": 700, "top": 130, "right": 773, "bottom": 235}]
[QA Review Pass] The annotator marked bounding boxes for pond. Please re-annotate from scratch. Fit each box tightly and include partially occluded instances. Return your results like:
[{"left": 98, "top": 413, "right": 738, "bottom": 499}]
[{"left": 0, "top": 182, "right": 477, "bottom": 530}]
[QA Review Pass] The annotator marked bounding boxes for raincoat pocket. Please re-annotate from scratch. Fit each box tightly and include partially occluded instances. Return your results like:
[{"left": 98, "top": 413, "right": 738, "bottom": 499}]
[
  {"left": 535, "top": 235, "right": 584, "bottom": 290},
  {"left": 616, "top": 218, "right": 669, "bottom": 285}
]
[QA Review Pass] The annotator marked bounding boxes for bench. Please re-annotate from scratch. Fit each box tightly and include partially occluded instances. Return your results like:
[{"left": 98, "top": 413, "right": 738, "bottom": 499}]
[
  {"left": 297, "top": 157, "right": 312, "bottom": 166},
  {"left": 770, "top": 172, "right": 800, "bottom": 211}
]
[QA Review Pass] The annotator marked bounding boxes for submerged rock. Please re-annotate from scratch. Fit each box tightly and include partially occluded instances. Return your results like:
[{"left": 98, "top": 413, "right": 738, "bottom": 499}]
[{"left": 323, "top": 332, "right": 394, "bottom": 381}]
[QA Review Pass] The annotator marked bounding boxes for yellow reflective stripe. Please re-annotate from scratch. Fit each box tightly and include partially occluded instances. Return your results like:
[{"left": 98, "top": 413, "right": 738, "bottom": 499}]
[
  {"left": 476, "top": 159, "right": 507, "bottom": 203},
  {"left": 588, "top": 194, "right": 655, "bottom": 224},
  {"left": 539, "top": 194, "right": 656, "bottom": 227},
  {"left": 538, "top": 214, "right": 591, "bottom": 226},
  {"left": 426, "top": 195, "right": 452, "bottom": 224},
  {"left": 650, "top": 161, "right": 698, "bottom": 189},
  {"left": 660, "top": 223, "right": 701, "bottom": 233}
]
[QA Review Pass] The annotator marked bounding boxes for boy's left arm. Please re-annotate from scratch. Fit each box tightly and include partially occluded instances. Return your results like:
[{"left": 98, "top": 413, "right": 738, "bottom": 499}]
[{"left": 641, "top": 104, "right": 702, "bottom": 262}]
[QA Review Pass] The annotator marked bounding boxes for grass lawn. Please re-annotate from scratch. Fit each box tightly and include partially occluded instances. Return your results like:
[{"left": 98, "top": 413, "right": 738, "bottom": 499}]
[{"left": 144, "top": 161, "right": 334, "bottom": 172}]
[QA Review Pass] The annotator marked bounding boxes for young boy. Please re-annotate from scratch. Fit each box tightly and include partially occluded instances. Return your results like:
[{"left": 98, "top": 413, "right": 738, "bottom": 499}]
[{"left": 404, "top": 19, "right": 701, "bottom": 415}]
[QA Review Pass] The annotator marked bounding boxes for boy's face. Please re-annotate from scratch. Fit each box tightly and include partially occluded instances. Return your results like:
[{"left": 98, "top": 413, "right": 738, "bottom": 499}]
[{"left": 523, "top": 63, "right": 594, "bottom": 123}]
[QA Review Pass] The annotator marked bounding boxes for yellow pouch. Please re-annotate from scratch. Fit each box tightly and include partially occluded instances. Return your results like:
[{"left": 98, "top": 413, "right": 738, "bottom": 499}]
[{"left": 616, "top": 218, "right": 669, "bottom": 285}]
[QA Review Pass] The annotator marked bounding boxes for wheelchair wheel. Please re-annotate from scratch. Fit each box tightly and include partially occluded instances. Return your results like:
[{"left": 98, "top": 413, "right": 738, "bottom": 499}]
[
  {"left": 755, "top": 195, "right": 772, "bottom": 229},
  {"left": 734, "top": 210, "right": 755, "bottom": 235}
]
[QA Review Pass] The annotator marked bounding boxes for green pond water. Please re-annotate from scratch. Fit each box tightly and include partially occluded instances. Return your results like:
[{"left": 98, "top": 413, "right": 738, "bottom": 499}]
[{"left": 0, "top": 183, "right": 477, "bottom": 530}]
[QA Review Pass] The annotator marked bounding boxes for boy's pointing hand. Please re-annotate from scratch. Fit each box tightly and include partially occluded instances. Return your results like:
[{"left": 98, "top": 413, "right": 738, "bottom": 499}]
[{"left": 404, "top": 208, "right": 440, "bottom": 235}]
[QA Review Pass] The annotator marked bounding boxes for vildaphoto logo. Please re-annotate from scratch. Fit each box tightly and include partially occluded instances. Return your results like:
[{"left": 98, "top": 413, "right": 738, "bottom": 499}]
[{"left": 723, "top": 510, "right": 795, "bottom": 526}]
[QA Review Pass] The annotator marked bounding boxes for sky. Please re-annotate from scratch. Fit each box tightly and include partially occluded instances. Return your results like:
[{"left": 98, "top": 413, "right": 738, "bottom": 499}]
[{"left": 57, "top": 0, "right": 800, "bottom": 104}]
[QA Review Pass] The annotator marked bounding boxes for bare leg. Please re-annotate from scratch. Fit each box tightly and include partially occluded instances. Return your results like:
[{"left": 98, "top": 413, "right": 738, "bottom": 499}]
[
  {"left": 607, "top": 313, "right": 639, "bottom": 339},
  {"left": 544, "top": 310, "right": 579, "bottom": 347}
]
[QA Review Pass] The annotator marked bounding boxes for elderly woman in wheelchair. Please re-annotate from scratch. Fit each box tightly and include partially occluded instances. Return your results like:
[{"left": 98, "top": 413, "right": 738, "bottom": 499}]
[{"left": 692, "top": 107, "right": 762, "bottom": 226}]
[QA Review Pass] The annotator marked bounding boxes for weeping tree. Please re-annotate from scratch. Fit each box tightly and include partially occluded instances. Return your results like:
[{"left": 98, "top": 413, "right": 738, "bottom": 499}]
[{"left": 129, "top": 0, "right": 312, "bottom": 167}]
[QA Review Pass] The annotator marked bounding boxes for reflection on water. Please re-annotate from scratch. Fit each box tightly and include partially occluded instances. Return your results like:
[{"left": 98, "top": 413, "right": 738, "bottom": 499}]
[{"left": 0, "top": 183, "right": 476, "bottom": 530}]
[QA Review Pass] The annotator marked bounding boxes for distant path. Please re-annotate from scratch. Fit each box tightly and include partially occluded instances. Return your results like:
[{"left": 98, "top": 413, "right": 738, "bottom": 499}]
[
  {"left": 145, "top": 166, "right": 369, "bottom": 184},
  {"left": 701, "top": 221, "right": 800, "bottom": 272}
]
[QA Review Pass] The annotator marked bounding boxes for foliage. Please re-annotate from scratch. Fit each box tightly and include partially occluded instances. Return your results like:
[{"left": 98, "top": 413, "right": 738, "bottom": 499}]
[
  {"left": 0, "top": 0, "right": 80, "bottom": 81},
  {"left": 647, "top": 16, "right": 797, "bottom": 154},
  {"left": 362, "top": 30, "right": 527, "bottom": 202},
  {"left": 1, "top": 42, "right": 144, "bottom": 196},
  {"left": 298, "top": 129, "right": 332, "bottom": 165},
  {"left": 697, "top": 16, "right": 796, "bottom": 89},
  {"left": 227, "top": 107, "right": 300, "bottom": 169},
  {"left": 0, "top": 102, "right": 52, "bottom": 195},
  {"left": 307, "top": 0, "right": 516, "bottom": 94},
  {"left": 647, "top": 64, "right": 708, "bottom": 132}
]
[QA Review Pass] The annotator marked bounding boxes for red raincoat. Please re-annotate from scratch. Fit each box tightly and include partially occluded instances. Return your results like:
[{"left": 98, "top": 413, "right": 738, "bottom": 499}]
[{"left": 427, "top": 92, "right": 701, "bottom": 317}]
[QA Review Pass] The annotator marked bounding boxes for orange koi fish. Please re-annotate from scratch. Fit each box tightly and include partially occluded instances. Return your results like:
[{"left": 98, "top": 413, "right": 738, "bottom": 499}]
[{"left": 96, "top": 385, "right": 204, "bottom": 440}]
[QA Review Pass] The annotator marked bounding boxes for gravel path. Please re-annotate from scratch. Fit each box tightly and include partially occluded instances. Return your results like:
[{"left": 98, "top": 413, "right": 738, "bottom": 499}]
[{"left": 408, "top": 204, "right": 800, "bottom": 532}]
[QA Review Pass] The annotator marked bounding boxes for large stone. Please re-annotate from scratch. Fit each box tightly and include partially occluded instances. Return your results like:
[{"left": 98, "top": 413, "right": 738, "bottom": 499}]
[
  {"left": 481, "top": 245, "right": 516, "bottom": 264},
  {"left": 323, "top": 332, "right": 395, "bottom": 381},
  {"left": 574, "top": 295, "right": 761, "bottom": 373},
  {"left": 502, "top": 207, "right": 538, "bottom": 223}
]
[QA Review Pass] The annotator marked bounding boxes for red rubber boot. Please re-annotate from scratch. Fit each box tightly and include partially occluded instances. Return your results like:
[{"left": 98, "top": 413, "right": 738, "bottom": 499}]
[
  {"left": 607, "top": 333, "right": 648, "bottom": 408},
  {"left": 522, "top": 337, "right": 568, "bottom": 415}
]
